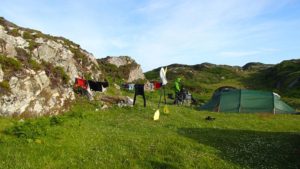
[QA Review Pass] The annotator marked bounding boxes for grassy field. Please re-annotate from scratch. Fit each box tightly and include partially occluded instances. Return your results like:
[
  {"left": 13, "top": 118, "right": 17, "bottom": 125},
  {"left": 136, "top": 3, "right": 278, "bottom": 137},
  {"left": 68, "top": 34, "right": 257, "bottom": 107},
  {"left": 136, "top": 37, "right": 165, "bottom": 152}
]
[{"left": 0, "top": 96, "right": 300, "bottom": 169}]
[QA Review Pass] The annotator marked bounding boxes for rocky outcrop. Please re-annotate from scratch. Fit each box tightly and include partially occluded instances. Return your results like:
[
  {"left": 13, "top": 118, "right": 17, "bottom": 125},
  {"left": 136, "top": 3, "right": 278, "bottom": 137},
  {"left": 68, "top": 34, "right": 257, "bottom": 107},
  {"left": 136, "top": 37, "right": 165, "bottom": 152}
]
[
  {"left": 0, "top": 17, "right": 102, "bottom": 116},
  {"left": 104, "top": 56, "right": 134, "bottom": 67},
  {"left": 98, "top": 56, "right": 145, "bottom": 82},
  {"left": 262, "top": 59, "right": 300, "bottom": 90},
  {"left": 0, "top": 71, "right": 75, "bottom": 116},
  {"left": 242, "top": 62, "right": 273, "bottom": 71},
  {"left": 0, "top": 17, "right": 149, "bottom": 116},
  {"left": 0, "top": 65, "right": 3, "bottom": 82},
  {"left": 128, "top": 65, "right": 145, "bottom": 82}
]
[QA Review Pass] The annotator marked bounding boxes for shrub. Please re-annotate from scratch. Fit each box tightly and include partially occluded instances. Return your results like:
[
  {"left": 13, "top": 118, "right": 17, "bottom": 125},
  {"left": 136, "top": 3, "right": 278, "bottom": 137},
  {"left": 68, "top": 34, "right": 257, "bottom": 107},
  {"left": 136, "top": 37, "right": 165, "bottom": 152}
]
[
  {"left": 4, "top": 120, "right": 48, "bottom": 139},
  {"left": 8, "top": 28, "right": 20, "bottom": 37},
  {"left": 0, "top": 54, "right": 22, "bottom": 71},
  {"left": 61, "top": 38, "right": 80, "bottom": 48},
  {"left": 22, "top": 32, "right": 34, "bottom": 40},
  {"left": 0, "top": 80, "right": 11, "bottom": 94},
  {"left": 83, "top": 72, "right": 92, "bottom": 80},
  {"left": 53, "top": 66, "right": 70, "bottom": 84},
  {"left": 28, "top": 59, "right": 42, "bottom": 70},
  {"left": 41, "top": 61, "right": 70, "bottom": 86},
  {"left": 50, "top": 116, "right": 64, "bottom": 126},
  {"left": 68, "top": 110, "right": 85, "bottom": 119},
  {"left": 27, "top": 40, "right": 39, "bottom": 51},
  {"left": 70, "top": 48, "right": 88, "bottom": 66}
]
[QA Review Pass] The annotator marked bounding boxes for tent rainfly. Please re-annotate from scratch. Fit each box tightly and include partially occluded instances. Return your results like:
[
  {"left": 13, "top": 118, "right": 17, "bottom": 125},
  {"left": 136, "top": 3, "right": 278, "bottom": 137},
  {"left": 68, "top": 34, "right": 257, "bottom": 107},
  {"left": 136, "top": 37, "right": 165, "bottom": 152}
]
[{"left": 200, "top": 87, "right": 296, "bottom": 114}]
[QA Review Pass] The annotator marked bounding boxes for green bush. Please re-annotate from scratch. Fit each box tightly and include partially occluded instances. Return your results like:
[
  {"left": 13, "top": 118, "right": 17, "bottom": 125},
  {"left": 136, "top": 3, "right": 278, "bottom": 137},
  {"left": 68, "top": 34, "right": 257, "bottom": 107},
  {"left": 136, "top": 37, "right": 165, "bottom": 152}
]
[
  {"left": 0, "top": 54, "right": 22, "bottom": 71},
  {"left": 28, "top": 59, "right": 42, "bottom": 70},
  {"left": 8, "top": 28, "right": 20, "bottom": 37},
  {"left": 50, "top": 116, "right": 64, "bottom": 126},
  {"left": 53, "top": 66, "right": 70, "bottom": 84},
  {"left": 27, "top": 40, "right": 39, "bottom": 51},
  {"left": 70, "top": 48, "right": 88, "bottom": 66},
  {"left": 0, "top": 81, "right": 11, "bottom": 94},
  {"left": 83, "top": 72, "right": 92, "bottom": 80},
  {"left": 41, "top": 61, "right": 70, "bottom": 86},
  {"left": 22, "top": 32, "right": 34, "bottom": 40},
  {"left": 68, "top": 110, "right": 85, "bottom": 119},
  {"left": 4, "top": 120, "right": 48, "bottom": 139}
]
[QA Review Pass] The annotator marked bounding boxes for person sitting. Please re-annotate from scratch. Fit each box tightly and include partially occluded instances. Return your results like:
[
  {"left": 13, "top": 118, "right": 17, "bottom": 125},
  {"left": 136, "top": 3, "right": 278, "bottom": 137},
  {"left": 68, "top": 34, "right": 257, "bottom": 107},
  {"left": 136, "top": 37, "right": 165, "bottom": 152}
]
[
  {"left": 173, "top": 78, "right": 197, "bottom": 105},
  {"left": 174, "top": 77, "right": 183, "bottom": 104}
]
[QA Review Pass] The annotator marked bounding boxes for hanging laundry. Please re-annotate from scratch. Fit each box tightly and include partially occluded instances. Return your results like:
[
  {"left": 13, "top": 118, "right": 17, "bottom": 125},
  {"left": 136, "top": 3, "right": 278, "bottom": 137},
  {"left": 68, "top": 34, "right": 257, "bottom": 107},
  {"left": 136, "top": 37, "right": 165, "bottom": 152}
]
[
  {"left": 74, "top": 78, "right": 88, "bottom": 89},
  {"left": 88, "top": 80, "right": 102, "bottom": 91},
  {"left": 160, "top": 67, "right": 168, "bottom": 85},
  {"left": 153, "top": 81, "right": 162, "bottom": 90},
  {"left": 133, "top": 84, "right": 146, "bottom": 107},
  {"left": 100, "top": 81, "right": 109, "bottom": 92},
  {"left": 74, "top": 78, "right": 92, "bottom": 99},
  {"left": 128, "top": 84, "right": 135, "bottom": 90},
  {"left": 101, "top": 81, "right": 109, "bottom": 88},
  {"left": 87, "top": 80, "right": 110, "bottom": 92}
]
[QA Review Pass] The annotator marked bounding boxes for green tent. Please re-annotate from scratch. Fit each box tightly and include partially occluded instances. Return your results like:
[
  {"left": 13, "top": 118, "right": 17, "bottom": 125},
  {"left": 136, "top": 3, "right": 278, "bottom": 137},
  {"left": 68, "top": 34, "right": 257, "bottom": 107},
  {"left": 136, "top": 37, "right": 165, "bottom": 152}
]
[{"left": 200, "top": 87, "right": 296, "bottom": 114}]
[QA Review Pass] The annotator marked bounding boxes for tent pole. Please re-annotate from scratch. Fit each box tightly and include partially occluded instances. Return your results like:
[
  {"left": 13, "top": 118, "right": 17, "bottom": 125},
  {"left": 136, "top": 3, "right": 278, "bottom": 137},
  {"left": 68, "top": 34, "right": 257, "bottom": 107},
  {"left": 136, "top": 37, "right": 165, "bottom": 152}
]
[
  {"left": 238, "top": 89, "right": 242, "bottom": 113},
  {"left": 272, "top": 93, "right": 275, "bottom": 114}
]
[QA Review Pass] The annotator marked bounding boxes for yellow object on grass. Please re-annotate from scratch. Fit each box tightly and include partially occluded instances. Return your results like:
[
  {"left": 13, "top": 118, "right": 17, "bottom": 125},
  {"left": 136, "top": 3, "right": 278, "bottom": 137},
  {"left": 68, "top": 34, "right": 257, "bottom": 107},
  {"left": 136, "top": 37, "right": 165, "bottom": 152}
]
[
  {"left": 163, "top": 105, "right": 169, "bottom": 114},
  {"left": 154, "top": 110, "right": 160, "bottom": 121}
]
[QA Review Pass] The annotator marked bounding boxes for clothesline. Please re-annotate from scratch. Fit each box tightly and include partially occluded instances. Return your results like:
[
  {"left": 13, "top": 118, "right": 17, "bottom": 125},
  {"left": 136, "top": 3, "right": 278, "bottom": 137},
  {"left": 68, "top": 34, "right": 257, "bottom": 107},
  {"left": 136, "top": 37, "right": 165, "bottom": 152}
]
[{"left": 74, "top": 77, "right": 109, "bottom": 92}]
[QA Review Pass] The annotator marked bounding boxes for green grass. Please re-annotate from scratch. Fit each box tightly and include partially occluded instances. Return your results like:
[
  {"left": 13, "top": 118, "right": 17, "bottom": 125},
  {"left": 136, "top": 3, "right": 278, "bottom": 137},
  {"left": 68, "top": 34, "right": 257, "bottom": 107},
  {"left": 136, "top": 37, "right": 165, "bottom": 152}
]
[{"left": 0, "top": 96, "right": 299, "bottom": 169}]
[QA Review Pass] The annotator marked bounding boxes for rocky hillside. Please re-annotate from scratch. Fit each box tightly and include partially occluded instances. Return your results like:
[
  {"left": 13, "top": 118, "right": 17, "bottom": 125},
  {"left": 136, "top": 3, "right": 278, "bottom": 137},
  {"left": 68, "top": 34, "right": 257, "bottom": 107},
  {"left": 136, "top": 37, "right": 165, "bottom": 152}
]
[
  {"left": 146, "top": 62, "right": 243, "bottom": 87},
  {"left": 145, "top": 60, "right": 300, "bottom": 109},
  {"left": 0, "top": 17, "right": 105, "bottom": 116},
  {"left": 246, "top": 59, "right": 300, "bottom": 96},
  {"left": 145, "top": 60, "right": 299, "bottom": 91},
  {"left": 242, "top": 62, "right": 273, "bottom": 71},
  {"left": 0, "top": 17, "right": 147, "bottom": 117},
  {"left": 97, "top": 56, "right": 145, "bottom": 83}
]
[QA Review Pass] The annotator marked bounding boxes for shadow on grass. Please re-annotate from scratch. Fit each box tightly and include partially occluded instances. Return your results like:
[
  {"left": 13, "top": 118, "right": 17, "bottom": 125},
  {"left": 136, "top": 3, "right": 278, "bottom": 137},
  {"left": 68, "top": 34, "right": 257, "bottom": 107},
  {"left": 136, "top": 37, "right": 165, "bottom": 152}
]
[
  {"left": 178, "top": 128, "right": 300, "bottom": 169},
  {"left": 148, "top": 160, "right": 179, "bottom": 169}
]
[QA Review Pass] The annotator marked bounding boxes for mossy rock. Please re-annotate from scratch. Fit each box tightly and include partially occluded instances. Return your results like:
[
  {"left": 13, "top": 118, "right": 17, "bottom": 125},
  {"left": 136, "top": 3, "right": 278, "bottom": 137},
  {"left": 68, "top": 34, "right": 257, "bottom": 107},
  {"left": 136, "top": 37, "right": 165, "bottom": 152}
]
[{"left": 0, "top": 80, "right": 11, "bottom": 95}]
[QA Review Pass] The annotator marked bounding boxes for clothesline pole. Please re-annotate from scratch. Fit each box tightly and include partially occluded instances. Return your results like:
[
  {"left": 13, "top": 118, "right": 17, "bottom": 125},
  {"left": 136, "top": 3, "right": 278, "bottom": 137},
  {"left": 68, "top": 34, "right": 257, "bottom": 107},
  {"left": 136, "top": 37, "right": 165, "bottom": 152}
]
[{"left": 163, "top": 86, "right": 166, "bottom": 104}]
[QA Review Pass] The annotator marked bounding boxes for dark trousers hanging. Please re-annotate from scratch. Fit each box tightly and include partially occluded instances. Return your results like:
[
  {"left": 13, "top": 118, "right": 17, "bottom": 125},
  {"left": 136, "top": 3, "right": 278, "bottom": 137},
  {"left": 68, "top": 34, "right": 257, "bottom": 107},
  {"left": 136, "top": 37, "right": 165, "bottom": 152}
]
[{"left": 133, "top": 84, "right": 146, "bottom": 107}]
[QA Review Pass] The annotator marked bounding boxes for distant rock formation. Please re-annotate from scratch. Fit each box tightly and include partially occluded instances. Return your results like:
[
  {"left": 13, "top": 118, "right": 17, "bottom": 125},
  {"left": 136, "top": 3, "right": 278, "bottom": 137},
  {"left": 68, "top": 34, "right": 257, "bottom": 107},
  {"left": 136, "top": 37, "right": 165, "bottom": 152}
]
[
  {"left": 104, "top": 56, "right": 134, "bottom": 67},
  {"left": 242, "top": 62, "right": 273, "bottom": 71},
  {"left": 98, "top": 56, "right": 145, "bottom": 83}
]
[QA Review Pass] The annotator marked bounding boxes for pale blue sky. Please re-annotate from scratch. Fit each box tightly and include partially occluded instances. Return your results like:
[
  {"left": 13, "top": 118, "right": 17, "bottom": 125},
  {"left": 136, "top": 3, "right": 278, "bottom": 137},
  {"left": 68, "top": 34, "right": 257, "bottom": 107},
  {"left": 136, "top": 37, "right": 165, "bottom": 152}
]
[{"left": 1, "top": 0, "right": 300, "bottom": 71}]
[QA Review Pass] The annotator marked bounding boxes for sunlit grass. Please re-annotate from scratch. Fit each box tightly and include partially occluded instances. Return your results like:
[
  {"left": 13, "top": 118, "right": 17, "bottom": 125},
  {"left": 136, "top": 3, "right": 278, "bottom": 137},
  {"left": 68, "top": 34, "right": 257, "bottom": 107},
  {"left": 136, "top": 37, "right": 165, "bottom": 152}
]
[{"left": 0, "top": 96, "right": 299, "bottom": 169}]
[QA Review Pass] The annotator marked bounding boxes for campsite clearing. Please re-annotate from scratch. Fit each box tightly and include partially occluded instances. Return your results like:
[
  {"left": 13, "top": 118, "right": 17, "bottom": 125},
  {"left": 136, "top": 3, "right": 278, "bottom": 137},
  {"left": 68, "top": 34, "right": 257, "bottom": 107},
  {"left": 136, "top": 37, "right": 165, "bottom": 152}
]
[{"left": 0, "top": 99, "right": 299, "bottom": 169}]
